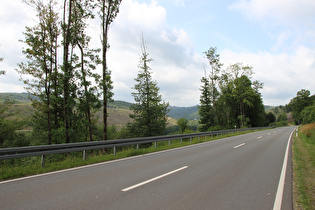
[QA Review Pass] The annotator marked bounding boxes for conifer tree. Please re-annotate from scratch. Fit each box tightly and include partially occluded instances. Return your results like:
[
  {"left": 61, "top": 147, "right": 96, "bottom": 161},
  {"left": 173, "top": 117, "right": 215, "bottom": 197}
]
[
  {"left": 128, "top": 38, "right": 169, "bottom": 139},
  {"left": 199, "top": 73, "right": 213, "bottom": 131}
]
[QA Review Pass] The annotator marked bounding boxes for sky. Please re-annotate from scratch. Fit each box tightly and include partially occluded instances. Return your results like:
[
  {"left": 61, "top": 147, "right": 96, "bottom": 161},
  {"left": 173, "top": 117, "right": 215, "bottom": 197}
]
[{"left": 0, "top": 0, "right": 314, "bottom": 107}]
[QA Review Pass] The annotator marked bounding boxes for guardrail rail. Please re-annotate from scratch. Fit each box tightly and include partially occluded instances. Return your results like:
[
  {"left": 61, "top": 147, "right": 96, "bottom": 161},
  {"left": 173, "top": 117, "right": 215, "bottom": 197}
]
[{"left": 0, "top": 127, "right": 271, "bottom": 167}]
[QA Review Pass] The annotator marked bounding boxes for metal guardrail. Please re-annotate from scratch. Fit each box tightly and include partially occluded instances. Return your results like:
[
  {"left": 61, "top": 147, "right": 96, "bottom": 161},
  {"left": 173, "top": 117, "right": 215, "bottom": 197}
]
[{"left": 0, "top": 127, "right": 270, "bottom": 167}]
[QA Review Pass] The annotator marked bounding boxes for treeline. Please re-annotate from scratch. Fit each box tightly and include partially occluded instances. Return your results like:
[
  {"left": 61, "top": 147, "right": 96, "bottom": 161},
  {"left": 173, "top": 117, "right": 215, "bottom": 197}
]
[
  {"left": 198, "top": 47, "right": 272, "bottom": 131},
  {"left": 0, "top": 0, "right": 170, "bottom": 148},
  {"left": 287, "top": 89, "right": 315, "bottom": 125},
  {"left": 13, "top": 0, "right": 123, "bottom": 146}
]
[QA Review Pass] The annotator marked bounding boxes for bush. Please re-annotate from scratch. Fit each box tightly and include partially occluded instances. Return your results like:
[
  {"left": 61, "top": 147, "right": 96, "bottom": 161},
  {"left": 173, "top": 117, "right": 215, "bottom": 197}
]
[{"left": 300, "top": 105, "right": 315, "bottom": 124}]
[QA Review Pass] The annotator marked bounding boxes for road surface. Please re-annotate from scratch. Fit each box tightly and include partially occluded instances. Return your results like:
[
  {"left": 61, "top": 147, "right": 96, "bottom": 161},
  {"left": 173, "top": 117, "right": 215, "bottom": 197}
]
[{"left": 0, "top": 126, "right": 296, "bottom": 210}]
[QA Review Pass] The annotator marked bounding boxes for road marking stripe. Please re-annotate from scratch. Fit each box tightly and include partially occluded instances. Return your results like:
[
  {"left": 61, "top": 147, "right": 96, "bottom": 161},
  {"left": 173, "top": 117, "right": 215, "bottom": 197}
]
[
  {"left": 233, "top": 143, "right": 245, "bottom": 149},
  {"left": 121, "top": 166, "right": 188, "bottom": 192},
  {"left": 273, "top": 127, "right": 296, "bottom": 210},
  {"left": 268, "top": 133, "right": 271, "bottom": 135},
  {"left": 257, "top": 136, "right": 263, "bottom": 139}
]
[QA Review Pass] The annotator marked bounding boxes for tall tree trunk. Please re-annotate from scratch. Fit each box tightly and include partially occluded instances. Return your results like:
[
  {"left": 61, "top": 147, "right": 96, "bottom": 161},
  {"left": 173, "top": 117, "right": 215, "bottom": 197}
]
[
  {"left": 102, "top": 1, "right": 109, "bottom": 141},
  {"left": 53, "top": 37, "right": 58, "bottom": 134},
  {"left": 63, "top": 0, "right": 72, "bottom": 143},
  {"left": 78, "top": 44, "right": 93, "bottom": 142}
]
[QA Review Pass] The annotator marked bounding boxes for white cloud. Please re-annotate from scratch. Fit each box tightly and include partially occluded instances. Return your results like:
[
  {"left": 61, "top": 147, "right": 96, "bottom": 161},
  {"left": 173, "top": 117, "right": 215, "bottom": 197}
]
[
  {"left": 104, "top": 0, "right": 203, "bottom": 106},
  {"left": 0, "top": 1, "right": 35, "bottom": 92},
  {"left": 173, "top": 0, "right": 186, "bottom": 7},
  {"left": 221, "top": 46, "right": 315, "bottom": 105},
  {"left": 230, "top": 0, "right": 315, "bottom": 24},
  {"left": 230, "top": 0, "right": 315, "bottom": 51}
]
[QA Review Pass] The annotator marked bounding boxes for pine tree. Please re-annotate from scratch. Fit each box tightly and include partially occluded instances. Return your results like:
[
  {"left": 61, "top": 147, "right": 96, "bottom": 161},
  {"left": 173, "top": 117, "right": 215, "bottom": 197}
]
[
  {"left": 128, "top": 38, "right": 169, "bottom": 139},
  {"left": 198, "top": 74, "right": 213, "bottom": 131}
]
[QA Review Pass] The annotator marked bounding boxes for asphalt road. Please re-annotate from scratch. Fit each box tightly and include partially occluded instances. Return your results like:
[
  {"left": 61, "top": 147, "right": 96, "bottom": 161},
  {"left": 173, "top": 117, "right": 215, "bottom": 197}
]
[{"left": 0, "top": 126, "right": 296, "bottom": 210}]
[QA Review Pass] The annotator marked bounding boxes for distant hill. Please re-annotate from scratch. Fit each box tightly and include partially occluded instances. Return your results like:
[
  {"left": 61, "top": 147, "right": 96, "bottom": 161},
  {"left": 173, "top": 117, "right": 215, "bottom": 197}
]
[
  {"left": 5, "top": 93, "right": 287, "bottom": 123},
  {"left": 0, "top": 92, "right": 37, "bottom": 103},
  {"left": 107, "top": 100, "right": 133, "bottom": 109},
  {"left": 168, "top": 105, "right": 200, "bottom": 120},
  {"left": 0, "top": 93, "right": 198, "bottom": 126}
]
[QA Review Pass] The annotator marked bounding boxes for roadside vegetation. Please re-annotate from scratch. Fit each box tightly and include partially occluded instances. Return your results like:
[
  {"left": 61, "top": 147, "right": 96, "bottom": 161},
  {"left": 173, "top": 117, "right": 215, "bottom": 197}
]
[{"left": 293, "top": 123, "right": 315, "bottom": 210}]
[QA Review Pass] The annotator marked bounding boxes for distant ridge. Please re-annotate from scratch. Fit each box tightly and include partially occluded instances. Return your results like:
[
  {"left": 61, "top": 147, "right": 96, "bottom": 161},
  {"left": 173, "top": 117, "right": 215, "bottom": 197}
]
[
  {"left": 107, "top": 100, "right": 133, "bottom": 109},
  {"left": 0, "top": 92, "right": 37, "bottom": 103},
  {"left": 168, "top": 105, "right": 200, "bottom": 120},
  {"left": 0, "top": 93, "right": 200, "bottom": 120}
]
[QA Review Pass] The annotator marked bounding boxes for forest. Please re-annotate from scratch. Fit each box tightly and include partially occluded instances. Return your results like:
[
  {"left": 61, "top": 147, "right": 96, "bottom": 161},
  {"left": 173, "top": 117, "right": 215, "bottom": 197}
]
[{"left": 1, "top": 0, "right": 314, "bottom": 149}]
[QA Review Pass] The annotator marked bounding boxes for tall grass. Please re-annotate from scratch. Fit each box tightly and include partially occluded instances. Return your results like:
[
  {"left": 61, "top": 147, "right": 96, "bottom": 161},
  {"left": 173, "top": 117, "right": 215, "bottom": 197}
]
[{"left": 293, "top": 123, "right": 315, "bottom": 210}]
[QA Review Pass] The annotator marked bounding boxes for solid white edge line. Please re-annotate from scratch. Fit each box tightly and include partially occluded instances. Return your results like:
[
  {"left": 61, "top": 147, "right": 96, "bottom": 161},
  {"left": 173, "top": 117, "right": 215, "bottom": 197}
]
[
  {"left": 121, "top": 166, "right": 188, "bottom": 192},
  {"left": 233, "top": 143, "right": 245, "bottom": 149},
  {"left": 257, "top": 136, "right": 263, "bottom": 139},
  {"left": 273, "top": 127, "right": 296, "bottom": 210}
]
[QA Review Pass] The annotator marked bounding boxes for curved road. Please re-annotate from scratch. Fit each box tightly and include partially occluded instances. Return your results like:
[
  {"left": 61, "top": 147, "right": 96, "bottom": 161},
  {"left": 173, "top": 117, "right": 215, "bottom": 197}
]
[{"left": 0, "top": 126, "right": 296, "bottom": 210}]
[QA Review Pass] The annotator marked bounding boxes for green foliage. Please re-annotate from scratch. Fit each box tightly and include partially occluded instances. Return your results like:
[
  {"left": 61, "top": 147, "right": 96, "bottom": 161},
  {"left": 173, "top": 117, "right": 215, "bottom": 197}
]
[
  {"left": 15, "top": 0, "right": 114, "bottom": 145},
  {"left": 168, "top": 106, "right": 199, "bottom": 120},
  {"left": 199, "top": 51, "right": 266, "bottom": 130},
  {"left": 0, "top": 101, "right": 30, "bottom": 148},
  {"left": 277, "top": 113, "right": 287, "bottom": 122},
  {"left": 177, "top": 118, "right": 189, "bottom": 133},
  {"left": 165, "top": 125, "right": 180, "bottom": 135},
  {"left": 0, "top": 93, "right": 36, "bottom": 103},
  {"left": 203, "top": 47, "right": 222, "bottom": 125},
  {"left": 300, "top": 105, "right": 315, "bottom": 124},
  {"left": 289, "top": 89, "right": 313, "bottom": 124},
  {"left": 199, "top": 76, "right": 214, "bottom": 131},
  {"left": 128, "top": 38, "right": 169, "bottom": 139},
  {"left": 218, "top": 74, "right": 264, "bottom": 128},
  {"left": 293, "top": 123, "right": 315, "bottom": 209},
  {"left": 108, "top": 100, "right": 133, "bottom": 109},
  {"left": 107, "top": 125, "right": 118, "bottom": 140},
  {"left": 265, "top": 112, "right": 276, "bottom": 125}
]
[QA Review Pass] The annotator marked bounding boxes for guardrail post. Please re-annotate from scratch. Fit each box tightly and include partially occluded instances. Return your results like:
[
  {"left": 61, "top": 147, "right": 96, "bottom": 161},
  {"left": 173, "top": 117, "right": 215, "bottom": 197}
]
[
  {"left": 205, "top": 135, "right": 207, "bottom": 141},
  {"left": 190, "top": 137, "right": 192, "bottom": 143},
  {"left": 41, "top": 155, "right": 45, "bottom": 168},
  {"left": 137, "top": 144, "right": 139, "bottom": 150},
  {"left": 114, "top": 147, "right": 116, "bottom": 156},
  {"left": 155, "top": 142, "right": 157, "bottom": 149},
  {"left": 198, "top": 136, "right": 200, "bottom": 142},
  {"left": 181, "top": 138, "right": 182, "bottom": 144},
  {"left": 83, "top": 150, "right": 86, "bottom": 160},
  {"left": 169, "top": 140, "right": 171, "bottom": 146}
]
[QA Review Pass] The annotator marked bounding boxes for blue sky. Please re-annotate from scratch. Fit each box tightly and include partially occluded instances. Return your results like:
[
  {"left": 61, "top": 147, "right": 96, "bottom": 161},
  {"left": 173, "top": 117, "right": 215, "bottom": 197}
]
[{"left": 0, "top": 0, "right": 314, "bottom": 106}]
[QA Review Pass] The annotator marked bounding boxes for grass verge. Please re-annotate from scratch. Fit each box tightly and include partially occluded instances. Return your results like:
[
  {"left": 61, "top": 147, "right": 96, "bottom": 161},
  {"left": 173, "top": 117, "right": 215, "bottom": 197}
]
[
  {"left": 0, "top": 129, "right": 260, "bottom": 181},
  {"left": 292, "top": 123, "right": 315, "bottom": 210}
]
